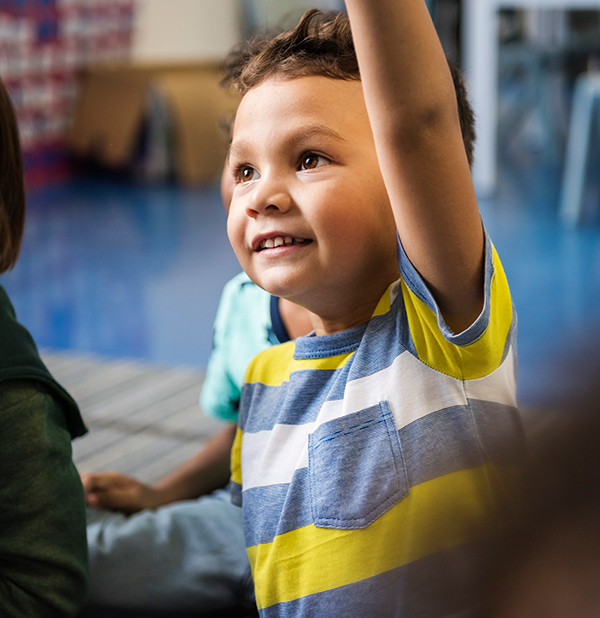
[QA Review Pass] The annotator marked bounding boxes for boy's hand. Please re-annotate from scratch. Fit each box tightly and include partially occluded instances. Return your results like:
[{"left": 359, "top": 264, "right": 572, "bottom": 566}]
[{"left": 81, "top": 471, "right": 167, "bottom": 514}]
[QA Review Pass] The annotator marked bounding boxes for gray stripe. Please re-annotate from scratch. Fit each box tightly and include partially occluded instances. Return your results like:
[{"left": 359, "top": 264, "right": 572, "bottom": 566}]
[
  {"left": 401, "top": 402, "right": 523, "bottom": 488},
  {"left": 241, "top": 365, "right": 351, "bottom": 433}
]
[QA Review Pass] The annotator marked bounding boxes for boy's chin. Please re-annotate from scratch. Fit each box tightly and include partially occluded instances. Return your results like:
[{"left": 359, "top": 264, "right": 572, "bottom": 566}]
[
  {"left": 248, "top": 269, "right": 300, "bottom": 299},
  {"left": 257, "top": 281, "right": 293, "bottom": 299},
  {"left": 244, "top": 272, "right": 284, "bottom": 297}
]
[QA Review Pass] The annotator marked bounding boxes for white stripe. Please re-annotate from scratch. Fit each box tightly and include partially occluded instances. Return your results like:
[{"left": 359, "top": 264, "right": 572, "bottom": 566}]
[
  {"left": 242, "top": 350, "right": 482, "bottom": 491},
  {"left": 389, "top": 280, "right": 400, "bottom": 305},
  {"left": 464, "top": 345, "right": 517, "bottom": 407},
  {"left": 242, "top": 347, "right": 517, "bottom": 491},
  {"left": 241, "top": 402, "right": 344, "bottom": 490},
  {"left": 342, "top": 348, "right": 468, "bottom": 424}
]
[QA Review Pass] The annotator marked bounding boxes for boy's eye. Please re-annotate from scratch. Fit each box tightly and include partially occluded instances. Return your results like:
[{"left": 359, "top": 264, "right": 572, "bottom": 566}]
[
  {"left": 301, "top": 154, "right": 328, "bottom": 170},
  {"left": 237, "top": 166, "right": 259, "bottom": 183}
]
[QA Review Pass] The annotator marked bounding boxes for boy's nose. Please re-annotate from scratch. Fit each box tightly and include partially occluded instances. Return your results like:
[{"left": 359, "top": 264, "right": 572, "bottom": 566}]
[{"left": 246, "top": 178, "right": 292, "bottom": 218}]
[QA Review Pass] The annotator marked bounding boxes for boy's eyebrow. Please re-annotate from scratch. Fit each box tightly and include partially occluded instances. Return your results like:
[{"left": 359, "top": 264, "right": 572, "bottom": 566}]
[
  {"left": 228, "top": 124, "right": 348, "bottom": 160},
  {"left": 297, "top": 124, "right": 348, "bottom": 143}
]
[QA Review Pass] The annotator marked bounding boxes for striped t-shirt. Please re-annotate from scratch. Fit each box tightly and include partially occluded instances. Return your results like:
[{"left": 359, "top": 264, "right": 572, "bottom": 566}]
[{"left": 231, "top": 234, "right": 522, "bottom": 617}]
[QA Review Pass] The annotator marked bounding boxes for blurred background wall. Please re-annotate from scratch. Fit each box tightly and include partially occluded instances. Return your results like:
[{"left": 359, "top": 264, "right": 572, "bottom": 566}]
[{"left": 132, "top": 0, "right": 241, "bottom": 63}]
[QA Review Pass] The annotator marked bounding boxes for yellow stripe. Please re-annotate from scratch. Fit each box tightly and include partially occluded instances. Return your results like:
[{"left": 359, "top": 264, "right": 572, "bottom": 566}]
[
  {"left": 403, "top": 247, "right": 513, "bottom": 380},
  {"left": 372, "top": 281, "right": 395, "bottom": 317},
  {"left": 244, "top": 341, "right": 296, "bottom": 386},
  {"left": 230, "top": 428, "right": 243, "bottom": 485},
  {"left": 243, "top": 280, "right": 396, "bottom": 388},
  {"left": 290, "top": 352, "right": 354, "bottom": 372},
  {"left": 248, "top": 463, "right": 510, "bottom": 609},
  {"left": 245, "top": 342, "right": 354, "bottom": 387}
]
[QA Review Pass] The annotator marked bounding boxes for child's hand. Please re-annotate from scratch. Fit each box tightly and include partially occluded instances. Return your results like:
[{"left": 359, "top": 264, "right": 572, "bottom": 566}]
[{"left": 80, "top": 471, "right": 167, "bottom": 514}]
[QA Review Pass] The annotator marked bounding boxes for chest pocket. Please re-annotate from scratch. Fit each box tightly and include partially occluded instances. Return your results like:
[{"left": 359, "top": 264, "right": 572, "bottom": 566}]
[{"left": 308, "top": 401, "right": 409, "bottom": 529}]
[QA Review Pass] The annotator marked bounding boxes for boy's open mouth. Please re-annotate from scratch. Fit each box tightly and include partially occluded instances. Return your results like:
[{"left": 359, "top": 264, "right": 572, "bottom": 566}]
[{"left": 256, "top": 236, "right": 311, "bottom": 251}]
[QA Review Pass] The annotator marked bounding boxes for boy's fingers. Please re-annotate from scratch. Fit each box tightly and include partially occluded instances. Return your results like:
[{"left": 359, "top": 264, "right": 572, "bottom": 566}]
[
  {"left": 84, "top": 491, "right": 100, "bottom": 507},
  {"left": 84, "top": 484, "right": 126, "bottom": 509},
  {"left": 83, "top": 479, "right": 151, "bottom": 514},
  {"left": 81, "top": 471, "right": 127, "bottom": 489},
  {"left": 80, "top": 473, "right": 100, "bottom": 493},
  {"left": 80, "top": 472, "right": 160, "bottom": 513}
]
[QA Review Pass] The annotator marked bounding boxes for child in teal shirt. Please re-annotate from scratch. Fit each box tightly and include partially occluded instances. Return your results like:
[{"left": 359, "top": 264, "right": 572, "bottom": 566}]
[{"left": 83, "top": 276, "right": 311, "bottom": 613}]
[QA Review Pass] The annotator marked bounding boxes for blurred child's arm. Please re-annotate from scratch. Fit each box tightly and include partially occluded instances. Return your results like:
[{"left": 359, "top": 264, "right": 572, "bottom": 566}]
[
  {"left": 81, "top": 423, "right": 236, "bottom": 513},
  {"left": 345, "top": 0, "right": 484, "bottom": 334}
]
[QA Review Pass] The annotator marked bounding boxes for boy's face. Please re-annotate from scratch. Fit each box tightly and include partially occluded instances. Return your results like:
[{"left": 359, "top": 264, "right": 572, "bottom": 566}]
[{"left": 227, "top": 75, "right": 398, "bottom": 317}]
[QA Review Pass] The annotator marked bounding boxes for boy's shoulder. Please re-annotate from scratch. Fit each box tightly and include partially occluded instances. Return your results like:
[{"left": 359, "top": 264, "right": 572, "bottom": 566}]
[{"left": 244, "top": 340, "right": 296, "bottom": 386}]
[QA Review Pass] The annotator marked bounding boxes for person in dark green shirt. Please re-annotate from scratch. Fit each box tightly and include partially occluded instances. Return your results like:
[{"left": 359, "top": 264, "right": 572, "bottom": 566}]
[{"left": 0, "top": 76, "right": 89, "bottom": 617}]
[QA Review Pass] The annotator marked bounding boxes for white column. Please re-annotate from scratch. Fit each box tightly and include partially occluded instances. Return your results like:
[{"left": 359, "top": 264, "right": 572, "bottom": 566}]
[{"left": 462, "top": 0, "right": 499, "bottom": 197}]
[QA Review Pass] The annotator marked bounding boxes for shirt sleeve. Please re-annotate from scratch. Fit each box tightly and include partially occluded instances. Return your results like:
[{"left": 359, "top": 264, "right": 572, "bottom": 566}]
[
  {"left": 200, "top": 273, "right": 274, "bottom": 423},
  {"left": 0, "top": 381, "right": 89, "bottom": 618},
  {"left": 396, "top": 230, "right": 515, "bottom": 381},
  {"left": 200, "top": 276, "right": 245, "bottom": 423}
]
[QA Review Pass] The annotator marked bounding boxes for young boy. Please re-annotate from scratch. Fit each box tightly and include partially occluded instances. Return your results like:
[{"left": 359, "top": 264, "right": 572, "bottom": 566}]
[{"left": 226, "top": 3, "right": 521, "bottom": 617}]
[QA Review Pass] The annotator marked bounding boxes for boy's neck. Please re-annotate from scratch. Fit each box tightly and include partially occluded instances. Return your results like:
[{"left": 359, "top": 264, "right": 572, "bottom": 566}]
[
  {"left": 309, "top": 306, "right": 378, "bottom": 336},
  {"left": 278, "top": 298, "right": 314, "bottom": 340},
  {"left": 304, "top": 269, "right": 400, "bottom": 336}
]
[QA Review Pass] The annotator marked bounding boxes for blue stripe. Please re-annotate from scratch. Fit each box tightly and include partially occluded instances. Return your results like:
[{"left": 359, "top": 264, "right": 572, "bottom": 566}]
[
  {"left": 398, "top": 231, "right": 495, "bottom": 347},
  {"left": 469, "top": 399, "right": 525, "bottom": 467},
  {"left": 259, "top": 542, "right": 481, "bottom": 618},
  {"left": 294, "top": 322, "right": 366, "bottom": 359},
  {"left": 242, "top": 403, "right": 521, "bottom": 546},
  {"left": 401, "top": 402, "right": 522, "bottom": 485},
  {"left": 242, "top": 471, "right": 310, "bottom": 547},
  {"left": 503, "top": 308, "right": 518, "bottom": 367},
  {"left": 402, "top": 404, "right": 487, "bottom": 487},
  {"left": 346, "top": 309, "right": 411, "bottom": 380},
  {"left": 398, "top": 290, "right": 417, "bottom": 357},
  {"left": 291, "top": 282, "right": 415, "bottom": 378},
  {"left": 241, "top": 365, "right": 351, "bottom": 434},
  {"left": 230, "top": 480, "right": 242, "bottom": 507}
]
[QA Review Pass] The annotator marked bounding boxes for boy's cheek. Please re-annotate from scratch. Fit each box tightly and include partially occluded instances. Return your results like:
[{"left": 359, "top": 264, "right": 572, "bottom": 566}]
[
  {"left": 229, "top": 236, "right": 249, "bottom": 268},
  {"left": 226, "top": 224, "right": 254, "bottom": 275},
  {"left": 226, "top": 216, "right": 243, "bottom": 252}
]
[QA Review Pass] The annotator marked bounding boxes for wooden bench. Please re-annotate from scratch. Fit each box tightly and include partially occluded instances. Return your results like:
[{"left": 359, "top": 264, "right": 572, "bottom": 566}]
[{"left": 42, "top": 351, "right": 224, "bottom": 481}]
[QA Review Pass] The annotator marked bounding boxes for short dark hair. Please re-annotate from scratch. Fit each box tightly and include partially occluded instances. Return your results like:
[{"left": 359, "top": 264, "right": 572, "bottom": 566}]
[
  {"left": 0, "top": 77, "right": 25, "bottom": 274},
  {"left": 224, "top": 9, "right": 476, "bottom": 168}
]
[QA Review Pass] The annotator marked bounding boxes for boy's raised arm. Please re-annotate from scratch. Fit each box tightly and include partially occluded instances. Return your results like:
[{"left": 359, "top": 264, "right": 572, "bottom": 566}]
[{"left": 345, "top": 0, "right": 484, "bottom": 334}]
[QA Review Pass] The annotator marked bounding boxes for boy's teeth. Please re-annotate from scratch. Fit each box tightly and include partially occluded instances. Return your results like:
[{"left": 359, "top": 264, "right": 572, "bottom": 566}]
[{"left": 260, "top": 236, "right": 307, "bottom": 249}]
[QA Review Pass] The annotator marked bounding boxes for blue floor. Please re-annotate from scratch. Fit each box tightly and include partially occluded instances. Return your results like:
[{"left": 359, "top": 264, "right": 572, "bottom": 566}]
[
  {"left": 1, "top": 177, "right": 241, "bottom": 369},
  {"left": 2, "top": 162, "right": 600, "bottom": 407},
  {"left": 480, "top": 159, "right": 600, "bottom": 406}
]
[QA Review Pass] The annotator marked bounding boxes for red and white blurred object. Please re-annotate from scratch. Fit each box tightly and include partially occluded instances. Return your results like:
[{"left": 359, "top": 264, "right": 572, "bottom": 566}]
[{"left": 0, "top": 0, "right": 135, "bottom": 186}]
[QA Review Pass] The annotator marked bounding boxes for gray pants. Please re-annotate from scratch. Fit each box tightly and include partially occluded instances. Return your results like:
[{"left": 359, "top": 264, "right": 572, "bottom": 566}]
[{"left": 86, "top": 489, "right": 254, "bottom": 612}]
